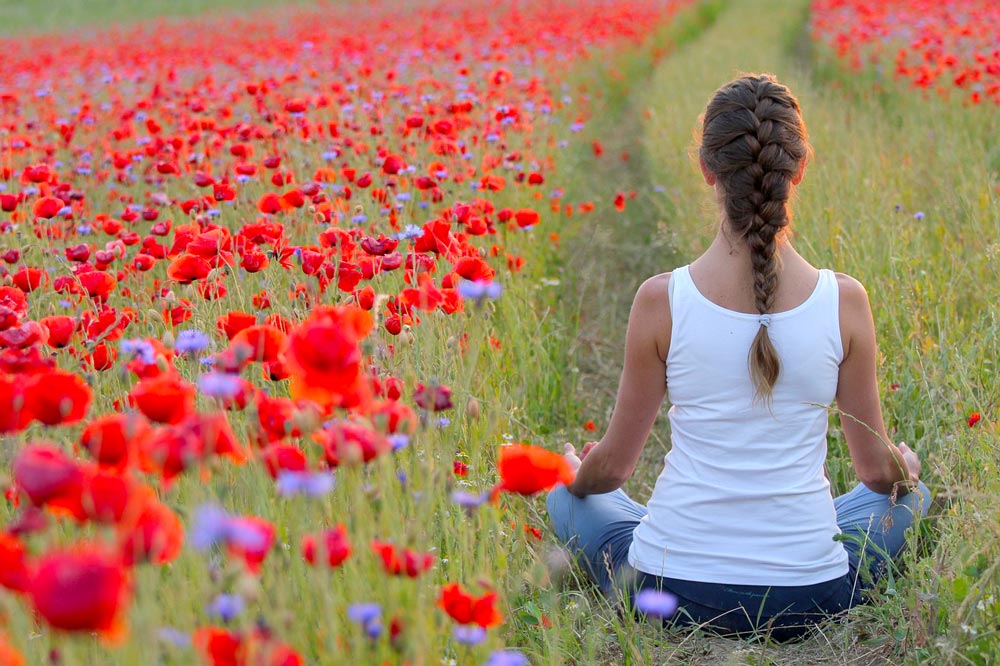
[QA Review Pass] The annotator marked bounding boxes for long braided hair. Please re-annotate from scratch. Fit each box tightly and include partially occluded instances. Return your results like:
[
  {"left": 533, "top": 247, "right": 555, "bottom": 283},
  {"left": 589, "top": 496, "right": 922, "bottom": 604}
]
[{"left": 698, "top": 74, "right": 811, "bottom": 404}]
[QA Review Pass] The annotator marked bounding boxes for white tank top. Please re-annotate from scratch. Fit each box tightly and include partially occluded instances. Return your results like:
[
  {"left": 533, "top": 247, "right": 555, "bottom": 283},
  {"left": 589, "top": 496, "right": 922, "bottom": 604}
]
[{"left": 628, "top": 265, "right": 850, "bottom": 585}]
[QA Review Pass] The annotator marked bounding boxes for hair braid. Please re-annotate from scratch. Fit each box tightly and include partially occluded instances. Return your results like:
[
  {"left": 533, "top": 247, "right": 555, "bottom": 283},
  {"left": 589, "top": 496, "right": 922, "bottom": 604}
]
[{"left": 698, "top": 74, "right": 811, "bottom": 403}]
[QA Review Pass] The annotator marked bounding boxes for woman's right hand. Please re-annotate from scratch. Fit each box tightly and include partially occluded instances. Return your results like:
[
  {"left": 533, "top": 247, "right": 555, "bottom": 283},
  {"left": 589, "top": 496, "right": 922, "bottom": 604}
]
[
  {"left": 579, "top": 441, "right": 599, "bottom": 460},
  {"left": 897, "top": 442, "right": 921, "bottom": 483}
]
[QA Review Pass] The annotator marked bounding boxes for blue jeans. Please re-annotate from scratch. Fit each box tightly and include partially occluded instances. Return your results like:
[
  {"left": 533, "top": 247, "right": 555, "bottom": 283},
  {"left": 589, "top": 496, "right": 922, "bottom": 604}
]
[{"left": 546, "top": 481, "right": 932, "bottom": 640}]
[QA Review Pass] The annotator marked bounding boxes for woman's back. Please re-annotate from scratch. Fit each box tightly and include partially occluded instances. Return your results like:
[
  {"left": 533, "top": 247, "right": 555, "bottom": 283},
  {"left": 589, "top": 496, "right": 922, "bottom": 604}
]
[{"left": 628, "top": 264, "right": 850, "bottom": 585}]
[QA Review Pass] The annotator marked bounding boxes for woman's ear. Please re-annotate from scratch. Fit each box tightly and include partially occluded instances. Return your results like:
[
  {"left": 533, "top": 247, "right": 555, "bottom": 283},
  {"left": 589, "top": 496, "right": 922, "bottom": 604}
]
[{"left": 699, "top": 156, "right": 716, "bottom": 186}]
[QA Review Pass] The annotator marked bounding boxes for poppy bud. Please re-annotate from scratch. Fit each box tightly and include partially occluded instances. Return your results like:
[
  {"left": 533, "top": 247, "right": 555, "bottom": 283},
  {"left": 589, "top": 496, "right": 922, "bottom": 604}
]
[{"left": 465, "top": 398, "right": 481, "bottom": 420}]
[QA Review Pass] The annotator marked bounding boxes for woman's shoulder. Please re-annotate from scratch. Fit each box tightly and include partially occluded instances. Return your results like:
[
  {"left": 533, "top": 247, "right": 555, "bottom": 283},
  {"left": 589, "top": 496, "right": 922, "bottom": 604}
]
[
  {"left": 633, "top": 272, "right": 674, "bottom": 362},
  {"left": 635, "top": 271, "right": 674, "bottom": 308},
  {"left": 832, "top": 271, "right": 871, "bottom": 310}
]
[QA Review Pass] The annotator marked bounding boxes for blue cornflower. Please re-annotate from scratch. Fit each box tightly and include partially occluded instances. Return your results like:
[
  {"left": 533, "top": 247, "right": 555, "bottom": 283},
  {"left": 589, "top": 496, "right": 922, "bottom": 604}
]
[
  {"left": 347, "top": 603, "right": 383, "bottom": 639},
  {"left": 458, "top": 279, "right": 502, "bottom": 302},
  {"left": 276, "top": 470, "right": 335, "bottom": 498},
  {"left": 486, "top": 650, "right": 529, "bottom": 666},
  {"left": 207, "top": 594, "right": 244, "bottom": 622},
  {"left": 157, "top": 627, "right": 192, "bottom": 647},
  {"left": 450, "top": 489, "right": 491, "bottom": 509},
  {"left": 395, "top": 224, "right": 423, "bottom": 241},
  {"left": 175, "top": 329, "right": 210, "bottom": 355},
  {"left": 190, "top": 504, "right": 266, "bottom": 552},
  {"left": 120, "top": 338, "right": 156, "bottom": 365},
  {"left": 389, "top": 434, "right": 410, "bottom": 452},
  {"left": 453, "top": 625, "right": 487, "bottom": 645}
]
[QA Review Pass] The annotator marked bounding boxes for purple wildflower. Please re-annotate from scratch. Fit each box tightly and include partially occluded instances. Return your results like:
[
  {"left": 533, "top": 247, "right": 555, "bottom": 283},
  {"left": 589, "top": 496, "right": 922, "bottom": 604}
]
[
  {"left": 276, "top": 470, "right": 335, "bottom": 498},
  {"left": 453, "top": 625, "right": 487, "bottom": 646},
  {"left": 347, "top": 603, "right": 381, "bottom": 625},
  {"left": 347, "top": 603, "right": 383, "bottom": 639},
  {"left": 120, "top": 338, "right": 156, "bottom": 365},
  {"left": 207, "top": 594, "right": 244, "bottom": 622},
  {"left": 198, "top": 372, "right": 243, "bottom": 399},
  {"left": 389, "top": 434, "right": 410, "bottom": 452},
  {"left": 190, "top": 504, "right": 267, "bottom": 552},
  {"left": 190, "top": 505, "right": 232, "bottom": 550},
  {"left": 175, "top": 329, "right": 210, "bottom": 354},
  {"left": 450, "top": 489, "right": 491, "bottom": 509},
  {"left": 458, "top": 279, "right": 502, "bottom": 302},
  {"left": 486, "top": 650, "right": 529, "bottom": 666},
  {"left": 158, "top": 627, "right": 192, "bottom": 647},
  {"left": 634, "top": 589, "right": 678, "bottom": 619}
]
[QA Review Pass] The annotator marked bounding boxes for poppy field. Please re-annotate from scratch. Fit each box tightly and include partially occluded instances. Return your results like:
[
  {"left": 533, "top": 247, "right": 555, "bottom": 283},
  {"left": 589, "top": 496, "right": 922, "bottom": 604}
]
[
  {"left": 1, "top": 0, "right": 999, "bottom": 664},
  {"left": 0, "top": 0, "right": 706, "bottom": 663},
  {"left": 810, "top": 0, "right": 1000, "bottom": 106}
]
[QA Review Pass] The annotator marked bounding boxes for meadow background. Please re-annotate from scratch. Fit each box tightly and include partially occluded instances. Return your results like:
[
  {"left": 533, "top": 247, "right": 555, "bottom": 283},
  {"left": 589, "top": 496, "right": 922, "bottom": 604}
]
[{"left": 0, "top": 0, "right": 997, "bottom": 664}]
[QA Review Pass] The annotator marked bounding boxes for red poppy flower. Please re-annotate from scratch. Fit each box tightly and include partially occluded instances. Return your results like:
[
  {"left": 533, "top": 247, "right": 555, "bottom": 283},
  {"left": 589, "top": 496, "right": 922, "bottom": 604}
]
[
  {"left": 40, "top": 315, "right": 77, "bottom": 348},
  {"left": 226, "top": 516, "right": 275, "bottom": 573},
  {"left": 129, "top": 372, "right": 196, "bottom": 424},
  {"left": 32, "top": 196, "right": 65, "bottom": 219},
  {"left": 313, "top": 421, "right": 390, "bottom": 467},
  {"left": 371, "top": 540, "right": 435, "bottom": 577},
  {"left": 437, "top": 582, "right": 503, "bottom": 628},
  {"left": 284, "top": 306, "right": 373, "bottom": 410},
  {"left": 23, "top": 370, "right": 93, "bottom": 426},
  {"left": 514, "top": 208, "right": 540, "bottom": 228},
  {"left": 382, "top": 153, "right": 406, "bottom": 175},
  {"left": 118, "top": 497, "right": 184, "bottom": 566},
  {"left": 28, "top": 543, "right": 131, "bottom": 639},
  {"left": 257, "top": 192, "right": 283, "bottom": 214},
  {"left": 968, "top": 412, "right": 981, "bottom": 427},
  {"left": 497, "top": 444, "right": 575, "bottom": 495},
  {"left": 139, "top": 412, "right": 245, "bottom": 483},
  {"left": 166, "top": 254, "right": 212, "bottom": 283},
  {"left": 260, "top": 443, "right": 308, "bottom": 479},
  {"left": 0, "top": 320, "right": 48, "bottom": 349},
  {"left": 78, "top": 270, "right": 118, "bottom": 302},
  {"left": 79, "top": 413, "right": 151, "bottom": 468},
  {"left": 413, "top": 383, "right": 453, "bottom": 411},
  {"left": 0, "top": 376, "right": 31, "bottom": 434},
  {"left": 0, "top": 286, "right": 29, "bottom": 330},
  {"left": 0, "top": 533, "right": 30, "bottom": 593},
  {"left": 12, "top": 442, "right": 87, "bottom": 517},
  {"left": 301, "top": 525, "right": 352, "bottom": 568},
  {"left": 11, "top": 267, "right": 47, "bottom": 292},
  {"left": 231, "top": 324, "right": 287, "bottom": 364},
  {"left": 193, "top": 626, "right": 303, "bottom": 666}
]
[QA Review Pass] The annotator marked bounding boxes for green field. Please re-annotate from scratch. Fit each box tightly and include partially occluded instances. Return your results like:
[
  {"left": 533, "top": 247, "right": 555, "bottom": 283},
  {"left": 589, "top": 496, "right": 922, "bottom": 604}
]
[{"left": 2, "top": 0, "right": 998, "bottom": 664}]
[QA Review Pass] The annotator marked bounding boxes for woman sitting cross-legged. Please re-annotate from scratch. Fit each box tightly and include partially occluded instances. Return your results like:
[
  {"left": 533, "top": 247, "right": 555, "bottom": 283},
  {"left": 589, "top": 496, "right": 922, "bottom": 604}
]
[{"left": 546, "top": 73, "right": 931, "bottom": 642}]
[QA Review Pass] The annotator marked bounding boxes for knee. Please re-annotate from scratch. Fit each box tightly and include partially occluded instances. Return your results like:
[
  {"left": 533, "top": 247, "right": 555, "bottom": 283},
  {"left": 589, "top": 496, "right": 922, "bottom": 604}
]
[
  {"left": 546, "top": 485, "right": 575, "bottom": 540},
  {"left": 546, "top": 485, "right": 571, "bottom": 520}
]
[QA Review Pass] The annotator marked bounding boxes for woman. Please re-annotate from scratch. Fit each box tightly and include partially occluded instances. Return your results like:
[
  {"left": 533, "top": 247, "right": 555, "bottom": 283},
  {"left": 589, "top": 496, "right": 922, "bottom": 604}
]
[{"left": 546, "top": 73, "right": 931, "bottom": 641}]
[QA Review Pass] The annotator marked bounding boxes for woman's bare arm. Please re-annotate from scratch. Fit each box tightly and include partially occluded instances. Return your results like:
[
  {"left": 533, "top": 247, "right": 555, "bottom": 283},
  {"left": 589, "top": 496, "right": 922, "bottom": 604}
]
[
  {"left": 835, "top": 273, "right": 917, "bottom": 495},
  {"left": 567, "top": 273, "right": 671, "bottom": 497}
]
